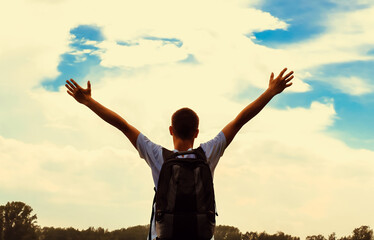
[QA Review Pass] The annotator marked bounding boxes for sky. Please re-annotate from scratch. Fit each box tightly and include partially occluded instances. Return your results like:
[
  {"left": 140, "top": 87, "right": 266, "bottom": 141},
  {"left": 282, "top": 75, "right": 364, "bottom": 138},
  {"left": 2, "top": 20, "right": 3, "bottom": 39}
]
[{"left": 1, "top": 0, "right": 374, "bottom": 239}]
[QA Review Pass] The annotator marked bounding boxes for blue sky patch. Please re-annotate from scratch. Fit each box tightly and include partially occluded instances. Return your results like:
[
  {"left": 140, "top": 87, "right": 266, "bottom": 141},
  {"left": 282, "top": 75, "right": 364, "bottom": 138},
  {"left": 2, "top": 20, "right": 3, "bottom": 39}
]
[
  {"left": 70, "top": 25, "right": 104, "bottom": 42},
  {"left": 367, "top": 49, "right": 374, "bottom": 56},
  {"left": 116, "top": 36, "right": 183, "bottom": 48},
  {"left": 116, "top": 40, "right": 139, "bottom": 46},
  {"left": 252, "top": 25, "right": 324, "bottom": 48},
  {"left": 178, "top": 54, "right": 198, "bottom": 64},
  {"left": 143, "top": 36, "right": 183, "bottom": 47},
  {"left": 314, "top": 60, "right": 374, "bottom": 81},
  {"left": 42, "top": 25, "right": 108, "bottom": 91},
  {"left": 251, "top": 0, "right": 337, "bottom": 47},
  {"left": 251, "top": 0, "right": 369, "bottom": 48},
  {"left": 306, "top": 60, "right": 374, "bottom": 150}
]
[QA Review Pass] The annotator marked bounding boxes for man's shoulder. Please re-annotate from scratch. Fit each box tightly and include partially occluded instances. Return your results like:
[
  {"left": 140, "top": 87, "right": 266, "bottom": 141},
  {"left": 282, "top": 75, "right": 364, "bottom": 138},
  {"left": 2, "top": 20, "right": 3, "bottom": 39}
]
[
  {"left": 136, "top": 133, "right": 164, "bottom": 164},
  {"left": 199, "top": 131, "right": 226, "bottom": 150}
]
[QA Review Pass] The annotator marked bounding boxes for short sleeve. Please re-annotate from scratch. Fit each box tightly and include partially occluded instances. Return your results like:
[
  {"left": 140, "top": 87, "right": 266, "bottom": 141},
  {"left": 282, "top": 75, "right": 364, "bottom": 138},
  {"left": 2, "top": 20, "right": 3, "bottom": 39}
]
[
  {"left": 200, "top": 131, "right": 226, "bottom": 175},
  {"left": 136, "top": 133, "right": 164, "bottom": 186}
]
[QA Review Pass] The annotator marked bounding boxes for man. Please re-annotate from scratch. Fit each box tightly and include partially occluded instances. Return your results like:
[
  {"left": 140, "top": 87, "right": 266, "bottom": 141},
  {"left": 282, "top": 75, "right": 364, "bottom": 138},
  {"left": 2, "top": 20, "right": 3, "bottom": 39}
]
[{"left": 65, "top": 68, "right": 294, "bottom": 240}]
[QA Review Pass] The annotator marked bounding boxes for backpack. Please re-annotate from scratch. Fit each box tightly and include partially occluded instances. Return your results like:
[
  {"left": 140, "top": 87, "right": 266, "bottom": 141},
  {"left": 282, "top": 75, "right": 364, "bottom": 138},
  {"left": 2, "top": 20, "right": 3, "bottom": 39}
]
[{"left": 149, "top": 147, "right": 216, "bottom": 240}]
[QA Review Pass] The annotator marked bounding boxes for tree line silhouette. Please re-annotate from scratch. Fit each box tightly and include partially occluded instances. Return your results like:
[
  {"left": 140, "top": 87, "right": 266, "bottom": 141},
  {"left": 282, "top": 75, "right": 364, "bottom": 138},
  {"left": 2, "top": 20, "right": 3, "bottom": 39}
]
[{"left": 1, "top": 201, "right": 372, "bottom": 240}]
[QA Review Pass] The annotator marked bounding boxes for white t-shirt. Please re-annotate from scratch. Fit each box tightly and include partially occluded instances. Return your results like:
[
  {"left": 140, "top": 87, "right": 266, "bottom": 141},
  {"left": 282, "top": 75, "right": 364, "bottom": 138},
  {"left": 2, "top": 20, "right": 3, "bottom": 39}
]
[{"left": 136, "top": 131, "right": 226, "bottom": 240}]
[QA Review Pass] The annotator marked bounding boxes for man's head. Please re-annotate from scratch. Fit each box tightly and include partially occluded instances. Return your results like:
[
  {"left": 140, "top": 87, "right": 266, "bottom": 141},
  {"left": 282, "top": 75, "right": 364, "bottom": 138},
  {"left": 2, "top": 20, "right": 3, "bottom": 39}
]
[{"left": 170, "top": 108, "right": 199, "bottom": 140}]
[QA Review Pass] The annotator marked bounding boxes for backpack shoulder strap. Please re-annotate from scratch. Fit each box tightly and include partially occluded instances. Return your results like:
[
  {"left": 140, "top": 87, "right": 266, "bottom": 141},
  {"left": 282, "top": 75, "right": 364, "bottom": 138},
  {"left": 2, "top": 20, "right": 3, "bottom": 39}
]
[
  {"left": 194, "top": 146, "right": 207, "bottom": 161},
  {"left": 162, "top": 147, "right": 175, "bottom": 162}
]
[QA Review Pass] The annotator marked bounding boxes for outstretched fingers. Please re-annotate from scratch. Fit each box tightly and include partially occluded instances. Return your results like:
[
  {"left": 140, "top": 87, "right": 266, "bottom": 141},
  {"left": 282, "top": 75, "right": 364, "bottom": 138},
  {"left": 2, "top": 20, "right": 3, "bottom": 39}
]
[
  {"left": 284, "top": 73, "right": 294, "bottom": 89},
  {"left": 65, "top": 79, "right": 76, "bottom": 89},
  {"left": 283, "top": 71, "right": 294, "bottom": 80},
  {"left": 70, "top": 79, "right": 81, "bottom": 89},
  {"left": 285, "top": 75, "right": 294, "bottom": 83},
  {"left": 65, "top": 82, "right": 74, "bottom": 93},
  {"left": 277, "top": 68, "right": 288, "bottom": 79}
]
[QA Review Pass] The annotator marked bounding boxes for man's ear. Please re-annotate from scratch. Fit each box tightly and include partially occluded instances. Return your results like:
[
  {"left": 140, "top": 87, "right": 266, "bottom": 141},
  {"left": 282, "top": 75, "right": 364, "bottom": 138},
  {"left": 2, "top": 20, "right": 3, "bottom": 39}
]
[
  {"left": 169, "top": 126, "right": 173, "bottom": 136},
  {"left": 194, "top": 129, "right": 199, "bottom": 138}
]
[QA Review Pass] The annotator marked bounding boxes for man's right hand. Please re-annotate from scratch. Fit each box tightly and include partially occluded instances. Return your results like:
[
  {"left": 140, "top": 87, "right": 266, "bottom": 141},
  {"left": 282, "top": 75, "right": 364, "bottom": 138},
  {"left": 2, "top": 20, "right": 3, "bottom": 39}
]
[
  {"left": 267, "top": 68, "right": 294, "bottom": 96},
  {"left": 65, "top": 79, "right": 92, "bottom": 105}
]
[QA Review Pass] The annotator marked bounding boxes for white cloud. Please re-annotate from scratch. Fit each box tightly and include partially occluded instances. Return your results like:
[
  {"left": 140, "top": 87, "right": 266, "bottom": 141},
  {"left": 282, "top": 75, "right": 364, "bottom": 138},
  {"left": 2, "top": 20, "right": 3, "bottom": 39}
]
[{"left": 333, "top": 76, "right": 374, "bottom": 95}]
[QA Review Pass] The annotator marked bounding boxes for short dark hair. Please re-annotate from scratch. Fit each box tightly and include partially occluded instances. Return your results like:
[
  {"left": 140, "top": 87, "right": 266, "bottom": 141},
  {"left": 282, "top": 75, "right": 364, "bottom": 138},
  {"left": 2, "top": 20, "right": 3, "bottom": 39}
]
[{"left": 171, "top": 108, "right": 199, "bottom": 140}]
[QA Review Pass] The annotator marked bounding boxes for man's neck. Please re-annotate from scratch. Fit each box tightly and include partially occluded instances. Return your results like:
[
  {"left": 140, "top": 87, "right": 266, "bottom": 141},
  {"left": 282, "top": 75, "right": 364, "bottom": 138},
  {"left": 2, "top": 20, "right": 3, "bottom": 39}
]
[{"left": 173, "top": 137, "right": 194, "bottom": 151}]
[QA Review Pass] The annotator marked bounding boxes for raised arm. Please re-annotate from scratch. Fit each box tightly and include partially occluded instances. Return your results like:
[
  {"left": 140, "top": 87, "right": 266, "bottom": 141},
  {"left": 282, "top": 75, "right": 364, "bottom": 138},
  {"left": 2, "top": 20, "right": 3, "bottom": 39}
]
[
  {"left": 65, "top": 79, "right": 140, "bottom": 148},
  {"left": 222, "top": 68, "right": 294, "bottom": 147}
]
